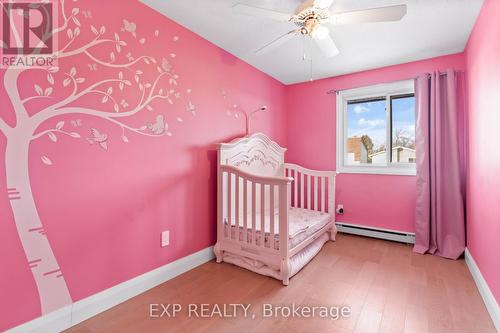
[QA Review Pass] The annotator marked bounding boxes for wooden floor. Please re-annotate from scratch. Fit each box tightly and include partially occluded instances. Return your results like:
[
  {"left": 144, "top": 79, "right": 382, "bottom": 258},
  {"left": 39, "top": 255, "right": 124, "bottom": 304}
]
[{"left": 65, "top": 234, "right": 495, "bottom": 333}]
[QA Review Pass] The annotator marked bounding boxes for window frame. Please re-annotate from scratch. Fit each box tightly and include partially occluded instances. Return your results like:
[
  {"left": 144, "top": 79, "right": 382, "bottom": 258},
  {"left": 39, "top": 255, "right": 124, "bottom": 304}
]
[{"left": 336, "top": 80, "right": 416, "bottom": 176}]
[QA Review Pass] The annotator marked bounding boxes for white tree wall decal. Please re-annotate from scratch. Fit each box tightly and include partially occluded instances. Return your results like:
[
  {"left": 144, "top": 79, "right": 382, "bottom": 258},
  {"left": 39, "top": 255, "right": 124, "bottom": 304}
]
[{"left": 0, "top": 0, "right": 195, "bottom": 314}]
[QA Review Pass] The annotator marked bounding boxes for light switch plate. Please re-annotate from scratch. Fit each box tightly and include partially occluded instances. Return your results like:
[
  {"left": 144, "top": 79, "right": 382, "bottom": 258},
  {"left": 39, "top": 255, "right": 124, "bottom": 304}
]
[{"left": 161, "top": 230, "right": 169, "bottom": 247}]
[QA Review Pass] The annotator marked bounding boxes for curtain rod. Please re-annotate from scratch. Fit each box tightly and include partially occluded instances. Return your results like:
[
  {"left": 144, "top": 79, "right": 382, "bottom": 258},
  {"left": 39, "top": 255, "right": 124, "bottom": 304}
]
[{"left": 326, "top": 70, "right": 464, "bottom": 94}]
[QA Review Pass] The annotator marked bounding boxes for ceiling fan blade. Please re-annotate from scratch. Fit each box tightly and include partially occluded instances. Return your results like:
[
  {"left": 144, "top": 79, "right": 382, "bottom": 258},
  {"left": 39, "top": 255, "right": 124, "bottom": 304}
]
[
  {"left": 314, "top": 32, "right": 339, "bottom": 58},
  {"left": 331, "top": 4, "right": 407, "bottom": 25},
  {"left": 314, "top": 0, "right": 334, "bottom": 8},
  {"left": 294, "top": 0, "right": 315, "bottom": 15},
  {"left": 295, "top": 0, "right": 333, "bottom": 15},
  {"left": 255, "top": 30, "right": 298, "bottom": 55},
  {"left": 232, "top": 3, "right": 291, "bottom": 22}
]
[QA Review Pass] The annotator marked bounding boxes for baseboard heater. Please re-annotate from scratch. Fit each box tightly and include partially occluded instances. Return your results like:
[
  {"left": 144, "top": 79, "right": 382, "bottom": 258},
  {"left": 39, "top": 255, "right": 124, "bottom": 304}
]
[{"left": 335, "top": 222, "right": 416, "bottom": 244}]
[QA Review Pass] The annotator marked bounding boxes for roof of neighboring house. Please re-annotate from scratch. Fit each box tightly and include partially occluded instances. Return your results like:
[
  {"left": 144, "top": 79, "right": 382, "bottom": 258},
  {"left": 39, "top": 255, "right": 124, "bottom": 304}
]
[{"left": 369, "top": 146, "right": 416, "bottom": 158}]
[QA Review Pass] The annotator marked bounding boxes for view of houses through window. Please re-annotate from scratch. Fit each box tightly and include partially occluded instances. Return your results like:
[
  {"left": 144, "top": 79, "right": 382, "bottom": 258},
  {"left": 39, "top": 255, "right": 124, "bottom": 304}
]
[{"left": 346, "top": 94, "right": 416, "bottom": 166}]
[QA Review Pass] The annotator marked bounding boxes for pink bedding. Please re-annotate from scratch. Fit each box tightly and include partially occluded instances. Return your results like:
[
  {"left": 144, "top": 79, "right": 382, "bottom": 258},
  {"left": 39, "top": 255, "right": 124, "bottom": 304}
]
[
  {"left": 222, "top": 233, "right": 329, "bottom": 280},
  {"left": 224, "top": 207, "right": 331, "bottom": 250}
]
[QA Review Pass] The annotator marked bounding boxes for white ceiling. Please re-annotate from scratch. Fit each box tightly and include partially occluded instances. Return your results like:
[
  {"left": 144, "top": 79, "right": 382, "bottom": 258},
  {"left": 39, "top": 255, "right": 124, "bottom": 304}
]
[{"left": 141, "top": 0, "right": 483, "bottom": 85}]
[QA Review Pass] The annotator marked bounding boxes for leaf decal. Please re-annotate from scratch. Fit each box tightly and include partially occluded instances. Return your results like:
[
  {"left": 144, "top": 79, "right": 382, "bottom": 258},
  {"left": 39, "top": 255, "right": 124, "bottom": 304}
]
[
  {"left": 90, "top": 25, "right": 98, "bottom": 35},
  {"left": 48, "top": 132, "right": 57, "bottom": 142},
  {"left": 72, "top": 16, "right": 81, "bottom": 27},
  {"left": 63, "top": 78, "right": 71, "bottom": 87},
  {"left": 44, "top": 87, "right": 53, "bottom": 96},
  {"left": 34, "top": 84, "right": 43, "bottom": 95},
  {"left": 121, "top": 135, "right": 129, "bottom": 143},
  {"left": 41, "top": 156, "right": 52, "bottom": 165},
  {"left": 47, "top": 74, "right": 54, "bottom": 85},
  {"left": 55, "top": 121, "right": 64, "bottom": 130},
  {"left": 69, "top": 132, "right": 81, "bottom": 138}
]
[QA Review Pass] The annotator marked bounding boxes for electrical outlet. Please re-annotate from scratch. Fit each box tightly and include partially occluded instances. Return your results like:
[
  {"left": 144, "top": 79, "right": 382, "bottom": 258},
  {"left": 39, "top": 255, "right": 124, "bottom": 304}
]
[
  {"left": 336, "top": 204, "right": 344, "bottom": 214},
  {"left": 161, "top": 230, "right": 169, "bottom": 247}
]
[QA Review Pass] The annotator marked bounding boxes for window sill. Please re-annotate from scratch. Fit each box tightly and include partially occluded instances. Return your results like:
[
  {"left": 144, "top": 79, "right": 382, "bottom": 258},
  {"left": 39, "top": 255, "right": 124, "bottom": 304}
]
[{"left": 337, "top": 166, "right": 416, "bottom": 176}]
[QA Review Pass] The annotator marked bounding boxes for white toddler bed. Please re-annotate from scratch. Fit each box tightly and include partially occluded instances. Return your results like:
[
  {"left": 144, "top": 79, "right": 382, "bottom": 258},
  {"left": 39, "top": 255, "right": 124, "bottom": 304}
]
[{"left": 214, "top": 133, "right": 336, "bottom": 285}]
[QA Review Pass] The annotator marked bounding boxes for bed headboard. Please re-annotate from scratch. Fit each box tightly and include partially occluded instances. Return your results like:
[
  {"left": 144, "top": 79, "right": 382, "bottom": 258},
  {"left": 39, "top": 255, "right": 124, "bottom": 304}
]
[{"left": 217, "top": 133, "right": 286, "bottom": 177}]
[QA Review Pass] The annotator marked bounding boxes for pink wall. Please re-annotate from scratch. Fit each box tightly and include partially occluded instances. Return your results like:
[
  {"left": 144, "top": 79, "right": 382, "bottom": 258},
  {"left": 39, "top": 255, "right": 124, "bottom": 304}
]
[
  {"left": 464, "top": 0, "right": 500, "bottom": 304},
  {"left": 0, "top": 1, "right": 286, "bottom": 330},
  {"left": 285, "top": 53, "right": 466, "bottom": 233}
]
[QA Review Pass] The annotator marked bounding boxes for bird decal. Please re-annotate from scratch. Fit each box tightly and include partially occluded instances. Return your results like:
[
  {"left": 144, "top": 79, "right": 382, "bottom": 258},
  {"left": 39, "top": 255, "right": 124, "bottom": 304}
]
[
  {"left": 121, "top": 19, "right": 137, "bottom": 38},
  {"left": 186, "top": 100, "right": 196, "bottom": 116},
  {"left": 148, "top": 115, "right": 167, "bottom": 135},
  {"left": 161, "top": 58, "right": 172, "bottom": 73},
  {"left": 87, "top": 128, "right": 108, "bottom": 150}
]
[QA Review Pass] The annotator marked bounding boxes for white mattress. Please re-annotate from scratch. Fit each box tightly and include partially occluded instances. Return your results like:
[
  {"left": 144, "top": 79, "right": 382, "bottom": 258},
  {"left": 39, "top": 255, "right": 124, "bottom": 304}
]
[{"left": 224, "top": 207, "right": 332, "bottom": 250}]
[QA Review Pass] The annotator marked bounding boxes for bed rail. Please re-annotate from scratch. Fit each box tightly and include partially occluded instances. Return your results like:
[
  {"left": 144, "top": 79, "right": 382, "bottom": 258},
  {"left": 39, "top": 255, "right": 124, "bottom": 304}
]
[
  {"left": 216, "top": 165, "right": 292, "bottom": 269},
  {"left": 284, "top": 163, "right": 336, "bottom": 215}
]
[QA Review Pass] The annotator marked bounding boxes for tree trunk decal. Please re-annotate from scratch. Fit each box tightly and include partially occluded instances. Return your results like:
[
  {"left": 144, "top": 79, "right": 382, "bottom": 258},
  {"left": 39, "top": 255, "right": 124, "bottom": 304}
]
[
  {"left": 5, "top": 133, "right": 73, "bottom": 313},
  {"left": 0, "top": 0, "right": 196, "bottom": 314}
]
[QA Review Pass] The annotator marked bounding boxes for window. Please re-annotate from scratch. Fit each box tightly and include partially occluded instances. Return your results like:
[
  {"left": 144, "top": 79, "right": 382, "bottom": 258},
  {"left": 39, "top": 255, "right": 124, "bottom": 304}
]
[{"left": 336, "top": 80, "right": 416, "bottom": 175}]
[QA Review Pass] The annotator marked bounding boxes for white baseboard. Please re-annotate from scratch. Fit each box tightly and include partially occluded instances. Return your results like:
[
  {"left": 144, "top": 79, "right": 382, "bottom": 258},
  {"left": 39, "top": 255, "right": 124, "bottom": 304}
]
[
  {"left": 464, "top": 248, "right": 500, "bottom": 332},
  {"left": 6, "top": 246, "right": 215, "bottom": 333},
  {"left": 335, "top": 222, "right": 415, "bottom": 244}
]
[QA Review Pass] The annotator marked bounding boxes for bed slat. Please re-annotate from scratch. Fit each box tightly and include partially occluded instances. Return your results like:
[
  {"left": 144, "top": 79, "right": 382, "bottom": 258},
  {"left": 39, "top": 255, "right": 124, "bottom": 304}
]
[
  {"left": 314, "top": 176, "right": 318, "bottom": 211},
  {"left": 252, "top": 181, "right": 257, "bottom": 246},
  {"left": 301, "top": 172, "right": 305, "bottom": 208},
  {"left": 307, "top": 174, "right": 311, "bottom": 209},
  {"left": 235, "top": 175, "right": 240, "bottom": 237},
  {"left": 227, "top": 172, "right": 232, "bottom": 239},
  {"left": 321, "top": 177, "right": 325, "bottom": 212},
  {"left": 243, "top": 178, "right": 248, "bottom": 243},
  {"left": 270, "top": 185, "right": 275, "bottom": 248},
  {"left": 293, "top": 169, "right": 298, "bottom": 208},
  {"left": 260, "top": 183, "right": 265, "bottom": 248}
]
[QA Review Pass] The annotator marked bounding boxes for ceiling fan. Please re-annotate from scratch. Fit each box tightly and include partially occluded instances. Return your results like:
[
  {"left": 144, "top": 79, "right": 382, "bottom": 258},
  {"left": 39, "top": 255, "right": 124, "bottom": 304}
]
[{"left": 233, "top": 0, "right": 407, "bottom": 58}]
